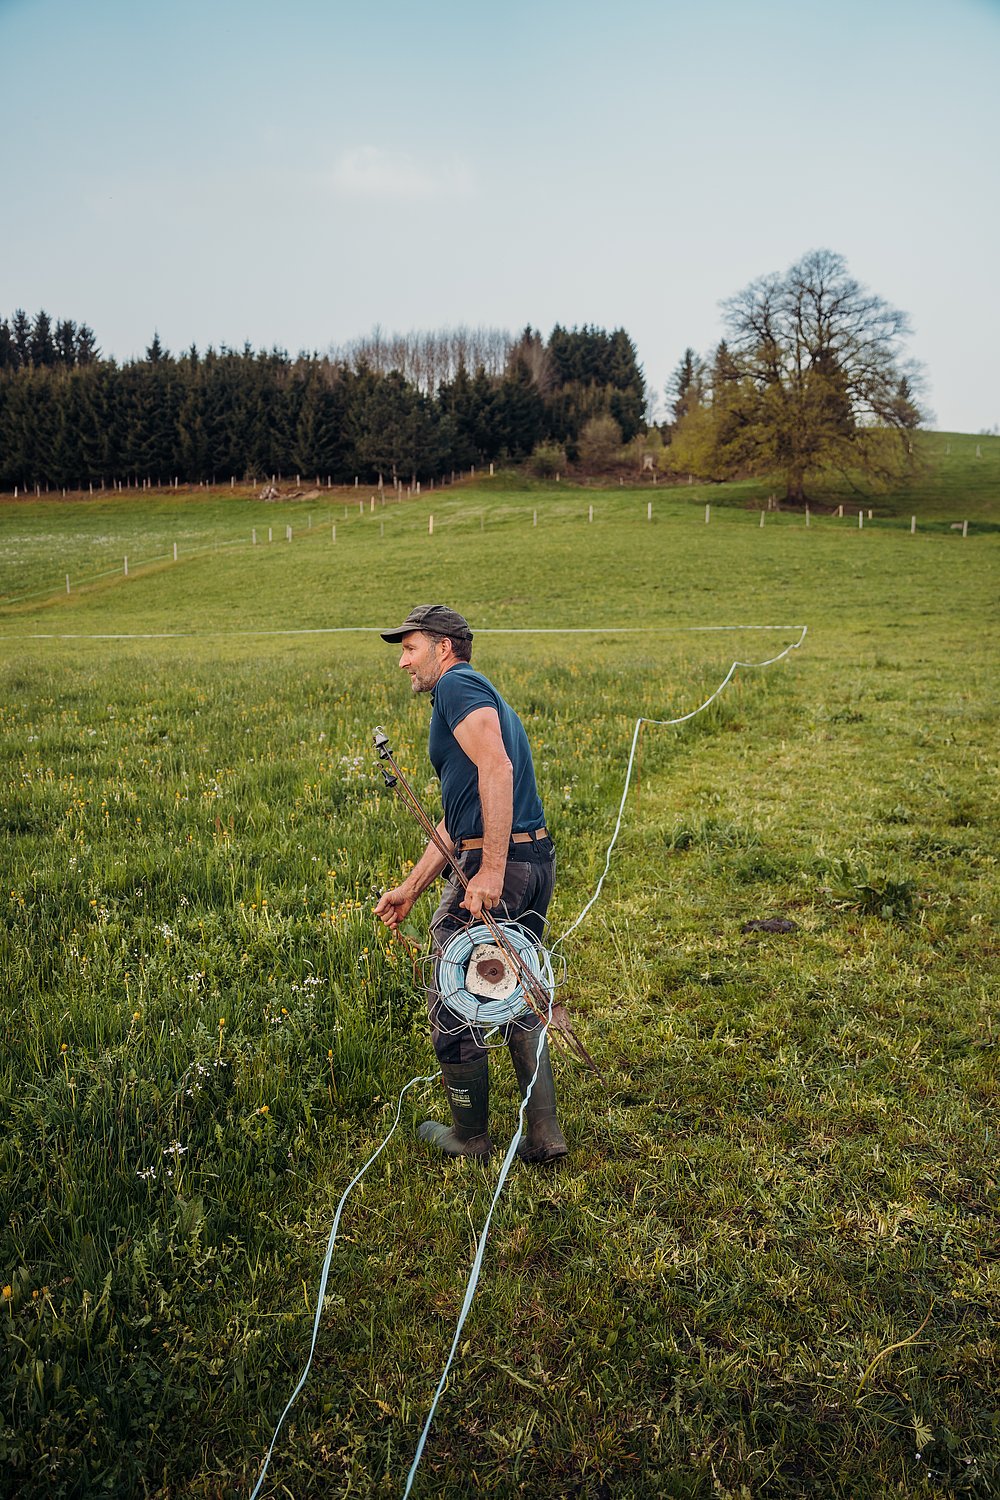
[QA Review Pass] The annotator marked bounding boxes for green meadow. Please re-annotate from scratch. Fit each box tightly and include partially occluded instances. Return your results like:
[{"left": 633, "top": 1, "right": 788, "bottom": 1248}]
[{"left": 1, "top": 431, "right": 998, "bottom": 1498}]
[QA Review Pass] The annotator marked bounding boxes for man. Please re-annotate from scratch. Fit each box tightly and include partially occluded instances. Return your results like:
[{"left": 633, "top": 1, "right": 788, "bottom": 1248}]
[{"left": 374, "top": 603, "right": 568, "bottom": 1165}]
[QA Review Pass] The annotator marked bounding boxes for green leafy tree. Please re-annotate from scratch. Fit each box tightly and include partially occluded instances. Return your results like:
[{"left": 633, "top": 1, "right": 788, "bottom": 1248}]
[
  {"left": 577, "top": 413, "right": 622, "bottom": 470},
  {"left": 717, "top": 248, "right": 924, "bottom": 501},
  {"left": 527, "top": 440, "right": 565, "bottom": 478}
]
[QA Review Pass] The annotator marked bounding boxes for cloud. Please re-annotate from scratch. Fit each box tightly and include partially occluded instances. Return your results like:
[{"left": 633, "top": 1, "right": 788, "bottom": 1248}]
[{"left": 329, "top": 145, "right": 474, "bottom": 201}]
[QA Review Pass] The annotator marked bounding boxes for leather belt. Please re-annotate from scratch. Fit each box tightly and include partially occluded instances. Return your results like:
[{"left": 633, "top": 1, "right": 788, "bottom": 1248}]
[{"left": 456, "top": 826, "right": 548, "bottom": 853}]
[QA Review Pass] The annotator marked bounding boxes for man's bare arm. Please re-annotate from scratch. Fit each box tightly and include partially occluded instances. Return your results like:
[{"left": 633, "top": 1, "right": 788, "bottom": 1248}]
[{"left": 452, "top": 706, "right": 513, "bottom": 917}]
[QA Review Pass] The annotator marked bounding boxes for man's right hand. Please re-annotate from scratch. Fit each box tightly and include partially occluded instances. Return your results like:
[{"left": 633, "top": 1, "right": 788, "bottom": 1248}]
[{"left": 374, "top": 885, "right": 415, "bottom": 931}]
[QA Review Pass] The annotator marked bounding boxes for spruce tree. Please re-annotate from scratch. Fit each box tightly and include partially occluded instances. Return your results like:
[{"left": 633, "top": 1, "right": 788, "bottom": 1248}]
[{"left": 30, "top": 311, "right": 57, "bottom": 367}]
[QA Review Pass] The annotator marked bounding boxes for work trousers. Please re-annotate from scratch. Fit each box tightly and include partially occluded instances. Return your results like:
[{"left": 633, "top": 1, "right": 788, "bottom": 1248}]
[{"left": 427, "top": 840, "right": 555, "bottom": 1065}]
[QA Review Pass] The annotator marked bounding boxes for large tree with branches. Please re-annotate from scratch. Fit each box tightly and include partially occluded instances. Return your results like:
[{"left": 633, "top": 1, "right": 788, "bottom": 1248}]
[{"left": 676, "top": 250, "right": 923, "bottom": 501}]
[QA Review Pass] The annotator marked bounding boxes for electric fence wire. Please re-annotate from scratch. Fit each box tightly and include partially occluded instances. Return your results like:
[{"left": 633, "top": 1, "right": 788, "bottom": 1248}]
[
  {"left": 247, "top": 1067, "right": 440, "bottom": 1500},
  {"left": 248, "top": 622, "right": 807, "bottom": 1497},
  {"left": 555, "top": 623, "right": 808, "bottom": 950},
  {"left": 400, "top": 1019, "right": 552, "bottom": 1499},
  {"left": 9, "top": 622, "right": 807, "bottom": 642}
]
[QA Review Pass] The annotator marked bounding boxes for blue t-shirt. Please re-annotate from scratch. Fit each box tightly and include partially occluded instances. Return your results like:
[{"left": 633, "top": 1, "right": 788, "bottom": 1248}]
[{"left": 428, "top": 663, "right": 545, "bottom": 846}]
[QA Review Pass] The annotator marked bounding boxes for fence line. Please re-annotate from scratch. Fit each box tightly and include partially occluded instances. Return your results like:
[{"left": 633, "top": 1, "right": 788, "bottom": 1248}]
[{"left": 0, "top": 501, "right": 981, "bottom": 612}]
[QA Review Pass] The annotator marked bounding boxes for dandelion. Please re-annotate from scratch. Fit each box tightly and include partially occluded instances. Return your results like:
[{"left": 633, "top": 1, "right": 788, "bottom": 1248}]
[
  {"left": 259, "top": 1104, "right": 269, "bottom": 1115},
  {"left": 2, "top": 1286, "right": 11, "bottom": 1300}
]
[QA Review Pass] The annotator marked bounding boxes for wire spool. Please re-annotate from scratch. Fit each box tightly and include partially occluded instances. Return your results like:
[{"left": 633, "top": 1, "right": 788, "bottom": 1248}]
[{"left": 434, "top": 920, "right": 555, "bottom": 1028}]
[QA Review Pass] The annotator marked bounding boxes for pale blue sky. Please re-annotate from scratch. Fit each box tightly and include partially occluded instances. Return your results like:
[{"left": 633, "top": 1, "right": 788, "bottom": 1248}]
[{"left": 2, "top": 0, "right": 997, "bottom": 430}]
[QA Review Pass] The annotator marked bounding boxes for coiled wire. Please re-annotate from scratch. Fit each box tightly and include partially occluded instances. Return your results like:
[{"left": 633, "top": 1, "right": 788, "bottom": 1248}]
[{"left": 432, "top": 919, "right": 557, "bottom": 1028}]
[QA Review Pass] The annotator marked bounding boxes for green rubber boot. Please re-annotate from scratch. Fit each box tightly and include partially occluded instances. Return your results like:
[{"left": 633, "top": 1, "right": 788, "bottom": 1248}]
[
  {"left": 418, "top": 1059, "right": 493, "bottom": 1159},
  {"left": 507, "top": 1027, "right": 569, "bottom": 1165}
]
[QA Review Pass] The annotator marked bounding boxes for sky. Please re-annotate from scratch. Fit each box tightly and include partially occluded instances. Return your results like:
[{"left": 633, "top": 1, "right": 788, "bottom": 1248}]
[{"left": 2, "top": 0, "right": 998, "bottom": 432}]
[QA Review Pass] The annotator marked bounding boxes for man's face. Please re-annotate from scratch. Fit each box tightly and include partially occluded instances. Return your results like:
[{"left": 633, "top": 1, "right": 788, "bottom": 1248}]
[{"left": 399, "top": 631, "right": 446, "bottom": 694}]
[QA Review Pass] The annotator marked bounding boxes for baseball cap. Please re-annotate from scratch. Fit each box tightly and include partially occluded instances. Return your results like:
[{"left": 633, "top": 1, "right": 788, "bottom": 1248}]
[{"left": 379, "top": 604, "right": 473, "bottom": 643}]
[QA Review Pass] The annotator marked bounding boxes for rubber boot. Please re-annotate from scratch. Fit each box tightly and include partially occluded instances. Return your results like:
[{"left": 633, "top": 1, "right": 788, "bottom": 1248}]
[
  {"left": 507, "top": 1027, "right": 569, "bottom": 1165},
  {"left": 418, "top": 1058, "right": 493, "bottom": 1159}
]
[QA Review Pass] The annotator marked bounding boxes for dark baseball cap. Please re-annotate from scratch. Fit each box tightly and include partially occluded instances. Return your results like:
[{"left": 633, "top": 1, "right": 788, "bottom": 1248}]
[{"left": 379, "top": 604, "right": 473, "bottom": 643}]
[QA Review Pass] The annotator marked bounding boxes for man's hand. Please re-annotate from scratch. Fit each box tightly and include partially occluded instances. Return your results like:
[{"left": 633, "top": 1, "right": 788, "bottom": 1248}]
[
  {"left": 461, "top": 864, "right": 504, "bottom": 920},
  {"left": 374, "top": 885, "right": 416, "bottom": 931}
]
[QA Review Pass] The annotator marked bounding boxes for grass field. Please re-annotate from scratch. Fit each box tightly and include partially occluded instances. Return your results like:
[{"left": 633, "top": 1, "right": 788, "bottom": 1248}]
[{"left": 1, "top": 431, "right": 998, "bottom": 1498}]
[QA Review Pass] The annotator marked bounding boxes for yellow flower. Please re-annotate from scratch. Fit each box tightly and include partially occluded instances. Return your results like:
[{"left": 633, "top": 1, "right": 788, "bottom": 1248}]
[
  {"left": 259, "top": 1104, "right": 269, "bottom": 1115},
  {"left": 1, "top": 1286, "right": 11, "bottom": 1300}
]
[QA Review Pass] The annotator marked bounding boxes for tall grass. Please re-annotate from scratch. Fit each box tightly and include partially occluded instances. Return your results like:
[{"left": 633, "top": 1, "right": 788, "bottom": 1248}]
[{"left": 0, "top": 456, "right": 997, "bottom": 1497}]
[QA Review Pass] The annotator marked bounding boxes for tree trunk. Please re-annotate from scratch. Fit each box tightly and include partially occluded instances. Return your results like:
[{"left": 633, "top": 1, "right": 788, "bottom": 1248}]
[{"left": 784, "top": 469, "right": 806, "bottom": 505}]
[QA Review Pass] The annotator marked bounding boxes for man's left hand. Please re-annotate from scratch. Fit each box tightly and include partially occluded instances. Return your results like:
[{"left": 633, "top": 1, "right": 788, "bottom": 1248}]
[{"left": 461, "top": 865, "right": 504, "bottom": 919}]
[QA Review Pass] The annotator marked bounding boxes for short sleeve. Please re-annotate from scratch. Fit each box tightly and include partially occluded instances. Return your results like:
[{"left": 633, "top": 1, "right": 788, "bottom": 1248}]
[{"left": 435, "top": 669, "right": 498, "bottom": 733}]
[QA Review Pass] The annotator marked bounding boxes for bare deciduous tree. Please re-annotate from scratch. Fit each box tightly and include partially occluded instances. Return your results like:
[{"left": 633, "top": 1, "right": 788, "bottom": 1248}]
[
  {"left": 715, "top": 249, "right": 924, "bottom": 501},
  {"left": 332, "top": 325, "right": 516, "bottom": 392}
]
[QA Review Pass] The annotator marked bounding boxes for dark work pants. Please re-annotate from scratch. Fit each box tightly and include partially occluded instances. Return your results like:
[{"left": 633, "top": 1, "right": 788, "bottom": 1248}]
[{"left": 428, "top": 840, "right": 555, "bottom": 1065}]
